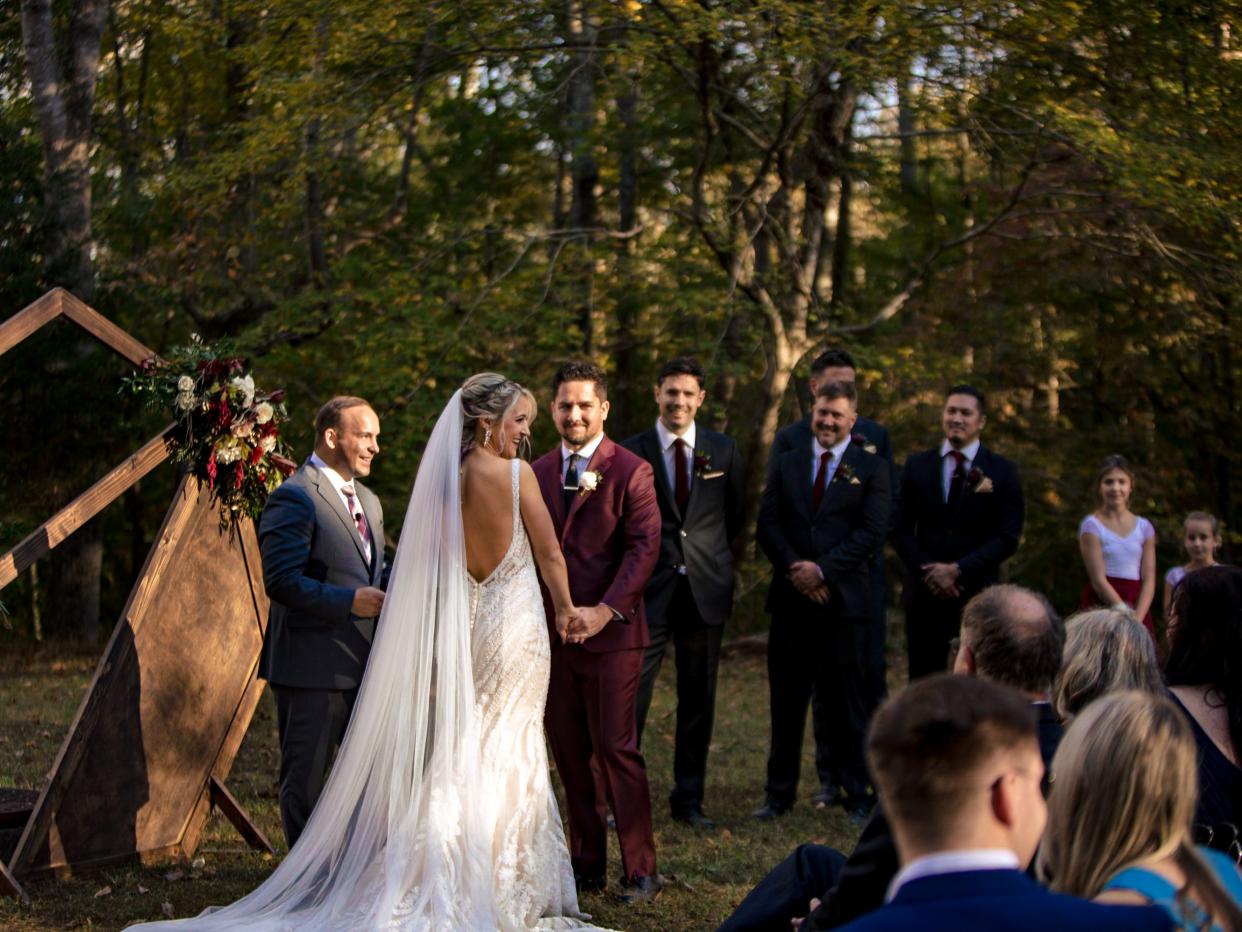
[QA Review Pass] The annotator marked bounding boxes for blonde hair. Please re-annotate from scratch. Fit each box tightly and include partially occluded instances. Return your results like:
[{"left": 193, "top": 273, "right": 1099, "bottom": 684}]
[
  {"left": 459, "top": 372, "right": 536, "bottom": 458},
  {"left": 1038, "top": 689, "right": 1242, "bottom": 932},
  {"left": 1053, "top": 609, "right": 1163, "bottom": 722}
]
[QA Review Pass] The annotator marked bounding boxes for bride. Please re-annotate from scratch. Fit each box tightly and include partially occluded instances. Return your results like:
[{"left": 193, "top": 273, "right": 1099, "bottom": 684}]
[{"left": 127, "top": 374, "right": 614, "bottom": 931}]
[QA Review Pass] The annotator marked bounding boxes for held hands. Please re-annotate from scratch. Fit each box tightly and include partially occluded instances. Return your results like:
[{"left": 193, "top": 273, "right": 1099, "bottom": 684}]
[
  {"left": 921, "top": 562, "right": 962, "bottom": 599},
  {"left": 791, "top": 897, "right": 821, "bottom": 930},
  {"left": 557, "top": 604, "right": 613, "bottom": 644},
  {"left": 789, "top": 561, "right": 830, "bottom": 605},
  {"left": 351, "top": 586, "right": 386, "bottom": 617}
]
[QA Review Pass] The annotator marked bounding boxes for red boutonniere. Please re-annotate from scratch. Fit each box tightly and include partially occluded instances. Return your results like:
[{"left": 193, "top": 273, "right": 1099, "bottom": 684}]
[
  {"left": 968, "top": 466, "right": 994, "bottom": 494},
  {"left": 833, "top": 462, "right": 862, "bottom": 485},
  {"left": 694, "top": 449, "right": 724, "bottom": 480},
  {"left": 849, "top": 433, "right": 877, "bottom": 455}
]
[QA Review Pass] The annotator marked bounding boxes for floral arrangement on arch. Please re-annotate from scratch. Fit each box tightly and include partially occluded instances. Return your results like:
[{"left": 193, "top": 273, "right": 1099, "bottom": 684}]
[{"left": 124, "top": 335, "right": 297, "bottom": 526}]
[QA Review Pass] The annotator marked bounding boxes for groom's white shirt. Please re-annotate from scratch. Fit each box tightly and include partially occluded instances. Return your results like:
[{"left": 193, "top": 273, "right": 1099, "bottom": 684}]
[{"left": 560, "top": 431, "right": 606, "bottom": 483}]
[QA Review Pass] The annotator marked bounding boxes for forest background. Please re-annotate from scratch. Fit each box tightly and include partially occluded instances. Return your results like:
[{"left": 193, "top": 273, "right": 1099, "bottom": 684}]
[{"left": 2, "top": 0, "right": 1240, "bottom": 643}]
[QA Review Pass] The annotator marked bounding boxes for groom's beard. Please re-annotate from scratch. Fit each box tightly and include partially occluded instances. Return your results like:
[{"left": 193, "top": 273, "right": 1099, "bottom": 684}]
[{"left": 559, "top": 425, "right": 601, "bottom": 448}]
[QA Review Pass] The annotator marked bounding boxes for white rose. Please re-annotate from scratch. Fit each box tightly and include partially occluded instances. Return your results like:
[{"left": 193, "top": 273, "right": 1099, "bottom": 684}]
[
  {"left": 260, "top": 435, "right": 277, "bottom": 453},
  {"left": 176, "top": 391, "right": 196, "bottom": 411},
  {"left": 254, "top": 402, "right": 274, "bottom": 425},
  {"left": 214, "top": 438, "right": 243, "bottom": 464},
  {"left": 177, "top": 375, "right": 195, "bottom": 392},
  {"left": 578, "top": 470, "right": 600, "bottom": 492},
  {"left": 229, "top": 374, "right": 255, "bottom": 407}
]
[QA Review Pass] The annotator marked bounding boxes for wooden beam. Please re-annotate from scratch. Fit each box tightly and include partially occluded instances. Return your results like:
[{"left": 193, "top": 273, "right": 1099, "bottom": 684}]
[
  {"left": 0, "top": 858, "right": 28, "bottom": 905},
  {"left": 60, "top": 290, "right": 155, "bottom": 365},
  {"left": 0, "top": 290, "right": 63, "bottom": 357},
  {"left": 208, "top": 777, "right": 275, "bottom": 855},
  {"left": 0, "top": 426, "right": 176, "bottom": 590}
]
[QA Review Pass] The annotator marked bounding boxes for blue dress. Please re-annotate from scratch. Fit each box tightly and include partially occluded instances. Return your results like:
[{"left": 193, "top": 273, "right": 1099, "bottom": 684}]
[{"left": 1102, "top": 846, "right": 1242, "bottom": 931}]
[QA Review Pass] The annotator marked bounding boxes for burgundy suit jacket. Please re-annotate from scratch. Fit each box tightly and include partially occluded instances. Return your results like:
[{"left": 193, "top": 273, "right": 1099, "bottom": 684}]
[{"left": 533, "top": 436, "right": 661, "bottom": 653}]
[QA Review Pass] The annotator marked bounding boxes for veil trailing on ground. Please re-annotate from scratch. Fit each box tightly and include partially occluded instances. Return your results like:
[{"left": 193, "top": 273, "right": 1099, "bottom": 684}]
[{"left": 129, "top": 389, "right": 500, "bottom": 930}]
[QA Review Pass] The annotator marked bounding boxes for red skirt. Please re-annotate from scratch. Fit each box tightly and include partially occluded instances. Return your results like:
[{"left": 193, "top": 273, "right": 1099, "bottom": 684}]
[{"left": 1079, "top": 576, "right": 1154, "bottom": 639}]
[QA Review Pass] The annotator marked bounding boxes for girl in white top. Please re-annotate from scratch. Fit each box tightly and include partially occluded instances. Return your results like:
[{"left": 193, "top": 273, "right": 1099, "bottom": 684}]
[
  {"left": 1162, "top": 511, "right": 1222, "bottom": 618},
  {"left": 1078, "top": 455, "right": 1156, "bottom": 638}
]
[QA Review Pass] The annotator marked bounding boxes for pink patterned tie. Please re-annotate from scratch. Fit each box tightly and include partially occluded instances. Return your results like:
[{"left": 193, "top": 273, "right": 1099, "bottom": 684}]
[{"left": 341, "top": 485, "right": 372, "bottom": 559}]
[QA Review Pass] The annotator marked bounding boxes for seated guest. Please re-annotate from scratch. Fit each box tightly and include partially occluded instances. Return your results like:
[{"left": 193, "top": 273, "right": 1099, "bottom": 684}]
[
  {"left": 1165, "top": 565, "right": 1242, "bottom": 841},
  {"left": 1041, "top": 691, "right": 1242, "bottom": 930},
  {"left": 1054, "top": 608, "right": 1164, "bottom": 723},
  {"left": 831, "top": 676, "right": 1169, "bottom": 932},
  {"left": 718, "top": 584, "right": 1065, "bottom": 931}
]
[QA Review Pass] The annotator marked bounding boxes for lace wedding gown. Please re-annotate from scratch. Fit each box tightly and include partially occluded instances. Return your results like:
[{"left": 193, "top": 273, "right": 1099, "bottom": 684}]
[{"left": 125, "top": 394, "right": 610, "bottom": 931}]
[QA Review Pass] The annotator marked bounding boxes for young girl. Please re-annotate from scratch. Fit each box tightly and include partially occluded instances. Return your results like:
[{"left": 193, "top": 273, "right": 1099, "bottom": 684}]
[
  {"left": 1163, "top": 511, "right": 1222, "bottom": 618},
  {"left": 1078, "top": 454, "right": 1157, "bottom": 639}
]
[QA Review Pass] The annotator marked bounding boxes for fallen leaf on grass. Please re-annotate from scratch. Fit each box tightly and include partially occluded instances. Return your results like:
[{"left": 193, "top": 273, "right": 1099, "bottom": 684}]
[
  {"left": 161, "top": 901, "right": 175, "bottom": 918},
  {"left": 137, "top": 884, "right": 150, "bottom": 894},
  {"left": 94, "top": 885, "right": 112, "bottom": 898},
  {"left": 191, "top": 856, "right": 205, "bottom": 869},
  {"left": 164, "top": 869, "right": 184, "bottom": 882},
  {"left": 720, "top": 828, "right": 733, "bottom": 841}
]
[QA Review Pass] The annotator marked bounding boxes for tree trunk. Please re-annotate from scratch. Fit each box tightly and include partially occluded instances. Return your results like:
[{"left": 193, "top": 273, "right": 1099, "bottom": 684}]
[
  {"left": 22, "top": 0, "right": 109, "bottom": 642},
  {"left": 565, "top": 0, "right": 598, "bottom": 353}
]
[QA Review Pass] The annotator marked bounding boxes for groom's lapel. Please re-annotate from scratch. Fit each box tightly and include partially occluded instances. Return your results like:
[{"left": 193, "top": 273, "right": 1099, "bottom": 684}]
[
  {"left": 308, "top": 463, "right": 371, "bottom": 570},
  {"left": 563, "top": 436, "right": 614, "bottom": 540}
]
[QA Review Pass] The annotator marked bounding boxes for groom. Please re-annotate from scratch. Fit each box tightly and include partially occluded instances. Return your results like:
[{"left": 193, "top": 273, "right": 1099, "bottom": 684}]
[{"left": 534, "top": 361, "right": 664, "bottom": 904}]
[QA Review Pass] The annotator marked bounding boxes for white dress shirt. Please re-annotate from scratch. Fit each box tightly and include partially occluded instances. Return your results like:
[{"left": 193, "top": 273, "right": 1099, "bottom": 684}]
[
  {"left": 886, "top": 848, "right": 1020, "bottom": 902},
  {"left": 939, "top": 438, "right": 981, "bottom": 502},
  {"left": 812, "top": 435, "right": 853, "bottom": 487},
  {"left": 560, "top": 431, "right": 607, "bottom": 484},
  {"left": 310, "top": 452, "right": 371, "bottom": 562},
  {"left": 655, "top": 418, "right": 697, "bottom": 495}
]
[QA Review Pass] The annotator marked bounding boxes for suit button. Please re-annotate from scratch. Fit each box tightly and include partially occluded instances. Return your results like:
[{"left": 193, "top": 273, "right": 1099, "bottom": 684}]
[{"left": 679, "top": 529, "right": 688, "bottom": 538}]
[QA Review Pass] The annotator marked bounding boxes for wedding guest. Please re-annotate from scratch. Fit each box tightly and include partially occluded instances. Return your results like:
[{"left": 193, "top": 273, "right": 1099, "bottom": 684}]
[
  {"left": 755, "top": 380, "right": 891, "bottom": 823},
  {"left": 1053, "top": 608, "right": 1164, "bottom": 723},
  {"left": 1077, "top": 454, "right": 1156, "bottom": 638},
  {"left": 1163, "top": 511, "right": 1223, "bottom": 619},
  {"left": 830, "top": 676, "right": 1168, "bottom": 932},
  {"left": 1041, "top": 691, "right": 1242, "bottom": 930},
  {"left": 624, "top": 356, "right": 745, "bottom": 831},
  {"left": 258, "top": 396, "right": 386, "bottom": 847},
  {"left": 769, "top": 348, "right": 895, "bottom": 810},
  {"left": 1165, "top": 565, "right": 1242, "bottom": 840},
  {"left": 893, "top": 385, "right": 1025, "bottom": 678}
]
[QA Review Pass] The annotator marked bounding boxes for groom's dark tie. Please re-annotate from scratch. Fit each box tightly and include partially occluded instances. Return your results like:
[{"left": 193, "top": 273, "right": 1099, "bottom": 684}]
[
  {"left": 946, "top": 449, "right": 967, "bottom": 511},
  {"left": 563, "top": 453, "right": 580, "bottom": 514}
]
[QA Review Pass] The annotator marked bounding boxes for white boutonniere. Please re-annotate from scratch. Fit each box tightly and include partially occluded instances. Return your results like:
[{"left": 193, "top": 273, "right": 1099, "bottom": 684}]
[
  {"left": 968, "top": 467, "right": 993, "bottom": 494},
  {"left": 574, "top": 469, "right": 602, "bottom": 497}
]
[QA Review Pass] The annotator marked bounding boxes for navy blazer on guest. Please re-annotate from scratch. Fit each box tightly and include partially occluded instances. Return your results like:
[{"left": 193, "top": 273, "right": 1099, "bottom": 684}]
[
  {"left": 836, "top": 869, "right": 1170, "bottom": 932},
  {"left": 758, "top": 439, "right": 891, "bottom": 619}
]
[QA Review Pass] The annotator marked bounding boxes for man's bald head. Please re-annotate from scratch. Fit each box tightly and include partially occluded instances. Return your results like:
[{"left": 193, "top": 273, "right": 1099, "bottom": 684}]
[{"left": 957, "top": 584, "right": 1065, "bottom": 696}]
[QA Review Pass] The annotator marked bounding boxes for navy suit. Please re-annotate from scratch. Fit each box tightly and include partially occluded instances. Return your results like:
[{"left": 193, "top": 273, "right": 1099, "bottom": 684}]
[
  {"left": 771, "top": 416, "right": 894, "bottom": 792},
  {"left": 834, "top": 870, "right": 1170, "bottom": 932},
  {"left": 258, "top": 459, "right": 385, "bottom": 846},
  {"left": 892, "top": 444, "right": 1024, "bottom": 678},
  {"left": 757, "top": 438, "right": 891, "bottom": 807},
  {"left": 624, "top": 425, "right": 745, "bottom": 817}
]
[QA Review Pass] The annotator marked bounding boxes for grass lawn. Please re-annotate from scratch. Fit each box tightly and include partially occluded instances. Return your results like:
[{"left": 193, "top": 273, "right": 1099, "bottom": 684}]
[{"left": 0, "top": 634, "right": 883, "bottom": 931}]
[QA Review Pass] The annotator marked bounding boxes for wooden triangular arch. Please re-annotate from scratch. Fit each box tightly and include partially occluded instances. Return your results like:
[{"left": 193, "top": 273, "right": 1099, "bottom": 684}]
[{"left": 0, "top": 289, "right": 274, "bottom": 904}]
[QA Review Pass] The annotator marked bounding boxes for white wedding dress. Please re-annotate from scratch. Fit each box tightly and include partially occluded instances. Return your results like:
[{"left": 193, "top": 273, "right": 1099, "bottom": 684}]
[{"left": 127, "top": 391, "right": 610, "bottom": 931}]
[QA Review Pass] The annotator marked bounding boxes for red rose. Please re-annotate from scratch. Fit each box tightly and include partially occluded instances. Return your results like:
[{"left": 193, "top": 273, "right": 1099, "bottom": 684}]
[{"left": 234, "top": 461, "right": 245, "bottom": 489}]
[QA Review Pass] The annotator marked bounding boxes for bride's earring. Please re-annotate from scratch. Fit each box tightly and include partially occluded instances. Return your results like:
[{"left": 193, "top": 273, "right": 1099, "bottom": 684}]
[{"left": 483, "top": 428, "right": 492, "bottom": 450}]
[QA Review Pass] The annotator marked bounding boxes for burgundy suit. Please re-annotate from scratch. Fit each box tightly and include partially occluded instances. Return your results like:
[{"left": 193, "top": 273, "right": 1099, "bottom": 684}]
[{"left": 534, "top": 435, "right": 661, "bottom": 882}]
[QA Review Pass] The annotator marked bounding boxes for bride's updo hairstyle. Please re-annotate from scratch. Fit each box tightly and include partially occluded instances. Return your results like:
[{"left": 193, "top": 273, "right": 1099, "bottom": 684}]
[{"left": 460, "top": 372, "right": 536, "bottom": 457}]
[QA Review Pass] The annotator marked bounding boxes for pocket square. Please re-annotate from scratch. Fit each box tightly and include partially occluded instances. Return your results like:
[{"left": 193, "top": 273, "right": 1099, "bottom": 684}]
[{"left": 700, "top": 470, "right": 725, "bottom": 480}]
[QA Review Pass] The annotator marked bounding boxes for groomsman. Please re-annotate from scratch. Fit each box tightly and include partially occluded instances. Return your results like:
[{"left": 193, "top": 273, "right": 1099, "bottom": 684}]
[
  {"left": 258, "top": 396, "right": 386, "bottom": 846},
  {"left": 623, "top": 357, "right": 745, "bottom": 831},
  {"left": 770, "top": 348, "right": 894, "bottom": 809},
  {"left": 893, "top": 385, "right": 1025, "bottom": 679},
  {"left": 756, "top": 381, "right": 891, "bottom": 822}
]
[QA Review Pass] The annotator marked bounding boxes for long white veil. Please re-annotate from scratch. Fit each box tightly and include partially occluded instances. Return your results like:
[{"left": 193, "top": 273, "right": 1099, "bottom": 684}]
[{"left": 129, "top": 389, "right": 500, "bottom": 930}]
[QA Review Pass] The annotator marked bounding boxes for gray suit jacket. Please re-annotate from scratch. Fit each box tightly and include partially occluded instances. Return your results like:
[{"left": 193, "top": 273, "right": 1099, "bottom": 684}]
[{"left": 258, "top": 459, "right": 385, "bottom": 689}]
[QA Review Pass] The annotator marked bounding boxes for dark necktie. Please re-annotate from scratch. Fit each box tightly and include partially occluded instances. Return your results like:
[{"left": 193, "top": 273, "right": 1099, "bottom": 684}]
[
  {"left": 563, "top": 453, "right": 580, "bottom": 514},
  {"left": 674, "top": 438, "right": 690, "bottom": 513},
  {"left": 341, "top": 485, "right": 372, "bottom": 561},
  {"left": 946, "top": 449, "right": 967, "bottom": 511},
  {"left": 812, "top": 450, "right": 831, "bottom": 512}
]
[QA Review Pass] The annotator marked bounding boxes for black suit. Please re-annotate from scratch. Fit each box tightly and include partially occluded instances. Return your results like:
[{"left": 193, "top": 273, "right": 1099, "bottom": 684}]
[
  {"left": 772, "top": 416, "right": 895, "bottom": 793},
  {"left": 757, "top": 438, "right": 891, "bottom": 808},
  {"left": 719, "top": 703, "right": 1064, "bottom": 932},
  {"left": 892, "top": 444, "right": 1024, "bottom": 679},
  {"left": 624, "top": 424, "right": 744, "bottom": 816},
  {"left": 258, "top": 459, "right": 385, "bottom": 846}
]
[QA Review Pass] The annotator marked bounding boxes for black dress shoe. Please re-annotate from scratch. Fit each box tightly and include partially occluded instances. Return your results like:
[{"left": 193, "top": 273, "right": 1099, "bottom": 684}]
[
  {"left": 811, "top": 782, "right": 840, "bottom": 810},
  {"left": 671, "top": 808, "right": 716, "bottom": 830},
  {"left": 618, "top": 874, "right": 664, "bottom": 905},
  {"left": 751, "top": 800, "right": 791, "bottom": 821},
  {"left": 575, "top": 872, "right": 606, "bottom": 894}
]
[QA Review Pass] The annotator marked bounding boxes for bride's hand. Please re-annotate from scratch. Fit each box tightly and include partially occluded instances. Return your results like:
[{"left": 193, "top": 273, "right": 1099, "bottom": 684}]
[{"left": 554, "top": 607, "right": 579, "bottom": 643}]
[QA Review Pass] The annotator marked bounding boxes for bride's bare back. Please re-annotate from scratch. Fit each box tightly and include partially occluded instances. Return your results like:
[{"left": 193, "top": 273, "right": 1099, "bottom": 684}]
[{"left": 461, "top": 451, "right": 519, "bottom": 582}]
